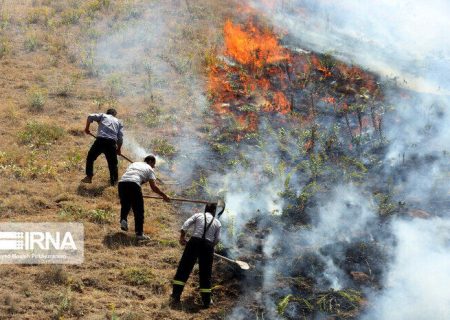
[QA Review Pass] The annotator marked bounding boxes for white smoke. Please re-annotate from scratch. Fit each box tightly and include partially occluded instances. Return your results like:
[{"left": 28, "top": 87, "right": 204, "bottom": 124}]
[
  {"left": 364, "top": 218, "right": 450, "bottom": 320},
  {"left": 300, "top": 184, "right": 377, "bottom": 289},
  {"left": 123, "top": 135, "right": 147, "bottom": 159},
  {"left": 303, "top": 184, "right": 376, "bottom": 247},
  {"left": 78, "top": 1, "right": 211, "bottom": 181},
  {"left": 246, "top": 0, "right": 450, "bottom": 318},
  {"left": 249, "top": 0, "right": 450, "bottom": 94},
  {"left": 208, "top": 141, "right": 290, "bottom": 248},
  {"left": 76, "top": 0, "right": 450, "bottom": 317}
]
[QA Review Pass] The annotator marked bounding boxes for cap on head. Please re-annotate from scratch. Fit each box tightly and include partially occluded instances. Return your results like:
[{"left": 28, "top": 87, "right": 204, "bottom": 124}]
[
  {"left": 106, "top": 108, "right": 117, "bottom": 116},
  {"left": 144, "top": 155, "right": 156, "bottom": 165}
]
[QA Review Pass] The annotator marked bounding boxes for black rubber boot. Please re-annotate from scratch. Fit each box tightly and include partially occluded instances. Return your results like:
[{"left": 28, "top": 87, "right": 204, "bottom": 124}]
[
  {"left": 201, "top": 292, "right": 211, "bottom": 308},
  {"left": 171, "top": 285, "right": 183, "bottom": 302}
]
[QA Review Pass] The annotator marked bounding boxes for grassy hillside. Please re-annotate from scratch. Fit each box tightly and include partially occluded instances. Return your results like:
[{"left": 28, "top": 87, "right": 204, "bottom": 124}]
[{"left": 0, "top": 0, "right": 238, "bottom": 319}]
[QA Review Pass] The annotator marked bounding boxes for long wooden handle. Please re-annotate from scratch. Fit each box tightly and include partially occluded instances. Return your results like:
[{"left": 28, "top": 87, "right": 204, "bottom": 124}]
[
  {"left": 143, "top": 195, "right": 211, "bottom": 204},
  {"left": 214, "top": 253, "right": 250, "bottom": 270},
  {"left": 214, "top": 253, "right": 236, "bottom": 263},
  {"left": 119, "top": 154, "right": 133, "bottom": 163}
]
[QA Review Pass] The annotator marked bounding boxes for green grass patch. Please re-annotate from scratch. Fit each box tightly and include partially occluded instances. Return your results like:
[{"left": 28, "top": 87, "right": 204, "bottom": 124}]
[
  {"left": 315, "top": 289, "right": 363, "bottom": 316},
  {"left": 58, "top": 204, "right": 86, "bottom": 220},
  {"left": 26, "top": 86, "right": 47, "bottom": 112},
  {"left": 0, "top": 36, "right": 9, "bottom": 58},
  {"left": 122, "top": 267, "right": 155, "bottom": 286},
  {"left": 26, "top": 7, "right": 54, "bottom": 25},
  {"left": 157, "top": 239, "right": 177, "bottom": 248},
  {"left": 88, "top": 209, "right": 114, "bottom": 224},
  {"left": 277, "top": 289, "right": 363, "bottom": 318},
  {"left": 121, "top": 267, "right": 166, "bottom": 294},
  {"left": 19, "top": 122, "right": 64, "bottom": 148},
  {"left": 277, "top": 294, "right": 313, "bottom": 317},
  {"left": 150, "top": 138, "right": 176, "bottom": 158},
  {"left": 58, "top": 204, "right": 113, "bottom": 224},
  {"left": 60, "top": 8, "right": 83, "bottom": 25},
  {"left": 24, "top": 33, "right": 41, "bottom": 52}
]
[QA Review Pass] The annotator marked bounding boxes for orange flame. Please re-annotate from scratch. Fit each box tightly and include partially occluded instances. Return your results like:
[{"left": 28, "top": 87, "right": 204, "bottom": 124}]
[
  {"left": 336, "top": 63, "right": 377, "bottom": 93},
  {"left": 265, "top": 91, "right": 291, "bottom": 114},
  {"left": 311, "top": 55, "right": 332, "bottom": 77},
  {"left": 322, "top": 96, "right": 336, "bottom": 104},
  {"left": 224, "top": 20, "right": 289, "bottom": 68}
]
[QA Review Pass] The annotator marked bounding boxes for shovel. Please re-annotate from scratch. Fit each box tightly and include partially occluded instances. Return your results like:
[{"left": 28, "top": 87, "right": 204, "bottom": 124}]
[
  {"left": 214, "top": 253, "right": 250, "bottom": 270},
  {"left": 144, "top": 195, "right": 211, "bottom": 204},
  {"left": 143, "top": 196, "right": 226, "bottom": 207}
]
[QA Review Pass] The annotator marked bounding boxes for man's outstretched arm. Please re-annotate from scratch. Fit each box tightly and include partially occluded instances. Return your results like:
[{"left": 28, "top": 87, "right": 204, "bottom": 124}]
[{"left": 149, "top": 180, "right": 171, "bottom": 202}]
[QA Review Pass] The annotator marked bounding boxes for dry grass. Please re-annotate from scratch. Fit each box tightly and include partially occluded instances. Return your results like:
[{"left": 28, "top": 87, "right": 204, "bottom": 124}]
[{"left": 0, "top": 0, "right": 238, "bottom": 319}]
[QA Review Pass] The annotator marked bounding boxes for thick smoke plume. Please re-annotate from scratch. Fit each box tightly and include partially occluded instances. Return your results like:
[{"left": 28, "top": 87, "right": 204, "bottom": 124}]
[
  {"left": 365, "top": 218, "right": 450, "bottom": 320},
  {"left": 244, "top": 0, "right": 450, "bottom": 318},
  {"left": 75, "top": 0, "right": 449, "bottom": 318},
  {"left": 250, "top": 0, "right": 450, "bottom": 94}
]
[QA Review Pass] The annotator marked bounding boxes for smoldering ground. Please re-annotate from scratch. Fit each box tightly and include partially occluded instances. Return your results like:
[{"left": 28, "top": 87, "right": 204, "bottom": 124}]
[
  {"left": 237, "top": 0, "right": 450, "bottom": 319},
  {"left": 73, "top": 0, "right": 449, "bottom": 318}
]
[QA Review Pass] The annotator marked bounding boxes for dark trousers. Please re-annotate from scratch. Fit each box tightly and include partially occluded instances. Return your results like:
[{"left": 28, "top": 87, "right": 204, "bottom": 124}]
[
  {"left": 118, "top": 182, "right": 144, "bottom": 235},
  {"left": 86, "top": 138, "right": 118, "bottom": 185},
  {"left": 172, "top": 237, "right": 214, "bottom": 306}
]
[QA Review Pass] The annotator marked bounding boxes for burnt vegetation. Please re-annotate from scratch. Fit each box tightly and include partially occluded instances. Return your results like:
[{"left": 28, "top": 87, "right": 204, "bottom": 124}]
[
  {"left": 0, "top": 0, "right": 447, "bottom": 318},
  {"left": 191, "top": 16, "right": 438, "bottom": 319}
]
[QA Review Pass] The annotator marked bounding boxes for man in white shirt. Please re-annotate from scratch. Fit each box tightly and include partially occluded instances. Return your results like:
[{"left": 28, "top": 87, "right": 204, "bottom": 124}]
[
  {"left": 118, "top": 155, "right": 170, "bottom": 240},
  {"left": 82, "top": 108, "right": 124, "bottom": 185},
  {"left": 171, "top": 203, "right": 222, "bottom": 308}
]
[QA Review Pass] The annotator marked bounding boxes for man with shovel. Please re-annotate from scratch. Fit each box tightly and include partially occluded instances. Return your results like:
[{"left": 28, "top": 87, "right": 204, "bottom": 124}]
[
  {"left": 82, "top": 108, "right": 123, "bottom": 186},
  {"left": 118, "top": 155, "right": 170, "bottom": 240},
  {"left": 171, "top": 203, "right": 222, "bottom": 308}
]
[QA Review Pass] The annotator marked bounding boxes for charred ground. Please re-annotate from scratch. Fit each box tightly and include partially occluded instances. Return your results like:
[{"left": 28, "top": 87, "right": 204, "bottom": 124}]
[{"left": 0, "top": 1, "right": 448, "bottom": 319}]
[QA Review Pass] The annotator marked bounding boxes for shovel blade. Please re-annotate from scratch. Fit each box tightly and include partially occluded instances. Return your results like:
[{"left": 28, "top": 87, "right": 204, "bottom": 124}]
[{"left": 236, "top": 260, "right": 250, "bottom": 270}]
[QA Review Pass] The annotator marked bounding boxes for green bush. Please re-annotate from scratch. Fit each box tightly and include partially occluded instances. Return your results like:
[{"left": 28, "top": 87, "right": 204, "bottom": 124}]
[
  {"left": 61, "top": 8, "right": 82, "bottom": 25},
  {"left": 0, "top": 37, "right": 9, "bottom": 59},
  {"left": 122, "top": 268, "right": 155, "bottom": 286},
  {"left": 106, "top": 73, "right": 125, "bottom": 97},
  {"left": 84, "top": 0, "right": 111, "bottom": 17},
  {"left": 24, "top": 34, "right": 40, "bottom": 52},
  {"left": 0, "top": 12, "right": 10, "bottom": 30},
  {"left": 151, "top": 138, "right": 176, "bottom": 158},
  {"left": 27, "top": 86, "right": 47, "bottom": 112},
  {"left": 121, "top": 267, "right": 166, "bottom": 294},
  {"left": 19, "top": 122, "right": 64, "bottom": 148},
  {"left": 26, "top": 7, "right": 54, "bottom": 25},
  {"left": 88, "top": 209, "right": 113, "bottom": 224},
  {"left": 58, "top": 204, "right": 86, "bottom": 220}
]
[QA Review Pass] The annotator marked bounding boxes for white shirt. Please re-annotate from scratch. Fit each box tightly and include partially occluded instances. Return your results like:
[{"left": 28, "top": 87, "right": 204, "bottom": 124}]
[
  {"left": 181, "top": 212, "right": 221, "bottom": 245},
  {"left": 119, "top": 162, "right": 156, "bottom": 186},
  {"left": 88, "top": 113, "right": 123, "bottom": 144}
]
